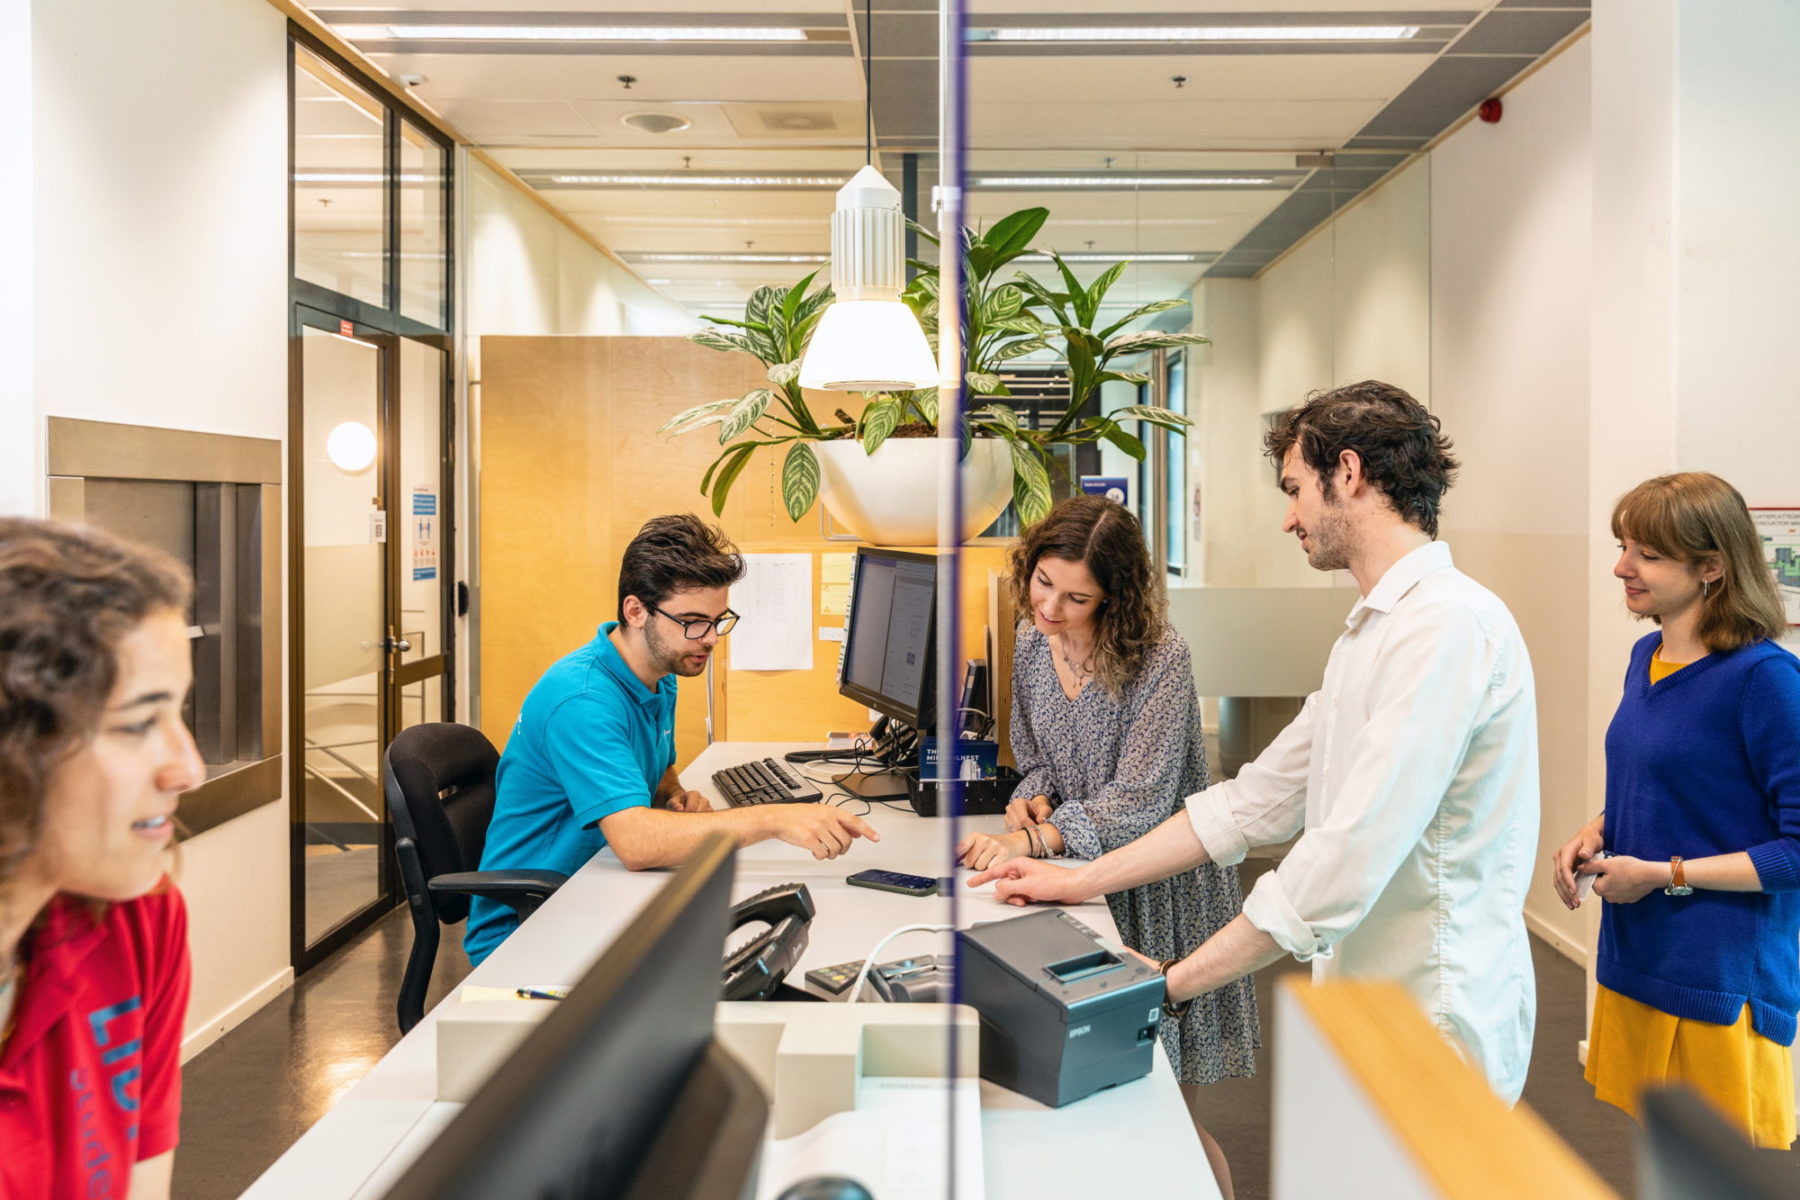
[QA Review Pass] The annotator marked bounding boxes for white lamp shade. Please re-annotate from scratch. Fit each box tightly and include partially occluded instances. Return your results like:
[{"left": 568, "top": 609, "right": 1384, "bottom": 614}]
[
  {"left": 797, "top": 299, "right": 938, "bottom": 392},
  {"left": 326, "top": 421, "right": 378, "bottom": 472}
]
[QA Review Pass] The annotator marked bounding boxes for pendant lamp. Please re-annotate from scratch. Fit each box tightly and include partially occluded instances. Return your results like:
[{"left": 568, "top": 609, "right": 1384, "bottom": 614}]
[
  {"left": 797, "top": 1, "right": 937, "bottom": 392},
  {"left": 798, "top": 167, "right": 938, "bottom": 392}
]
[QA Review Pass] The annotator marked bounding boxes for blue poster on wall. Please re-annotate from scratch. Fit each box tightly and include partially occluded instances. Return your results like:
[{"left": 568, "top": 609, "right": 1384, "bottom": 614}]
[{"left": 1079, "top": 476, "right": 1129, "bottom": 506}]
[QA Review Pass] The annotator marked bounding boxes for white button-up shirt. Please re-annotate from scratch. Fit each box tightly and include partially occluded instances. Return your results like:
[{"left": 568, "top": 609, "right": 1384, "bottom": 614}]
[{"left": 1188, "top": 541, "right": 1540, "bottom": 1102}]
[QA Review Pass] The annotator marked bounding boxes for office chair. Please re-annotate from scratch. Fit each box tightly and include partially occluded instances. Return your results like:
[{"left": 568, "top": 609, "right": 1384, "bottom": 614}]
[{"left": 385, "top": 722, "right": 567, "bottom": 1034}]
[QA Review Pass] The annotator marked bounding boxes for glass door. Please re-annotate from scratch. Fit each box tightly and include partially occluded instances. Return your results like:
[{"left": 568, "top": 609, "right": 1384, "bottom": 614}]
[{"left": 293, "top": 309, "right": 392, "bottom": 966}]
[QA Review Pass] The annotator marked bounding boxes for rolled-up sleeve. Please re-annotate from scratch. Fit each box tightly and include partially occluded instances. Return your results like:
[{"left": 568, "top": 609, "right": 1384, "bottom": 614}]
[
  {"left": 1186, "top": 691, "right": 1317, "bottom": 867},
  {"left": 1248, "top": 603, "right": 1496, "bottom": 960}
]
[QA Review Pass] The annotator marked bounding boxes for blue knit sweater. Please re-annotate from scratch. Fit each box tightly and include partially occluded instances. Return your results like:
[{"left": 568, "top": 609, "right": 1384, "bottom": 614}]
[{"left": 1596, "top": 632, "right": 1800, "bottom": 1045}]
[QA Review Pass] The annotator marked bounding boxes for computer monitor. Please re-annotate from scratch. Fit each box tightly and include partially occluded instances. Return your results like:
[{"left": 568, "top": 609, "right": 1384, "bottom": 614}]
[
  {"left": 1639, "top": 1086, "right": 1791, "bottom": 1200},
  {"left": 382, "top": 834, "right": 767, "bottom": 1200},
  {"left": 838, "top": 547, "right": 938, "bottom": 730}
]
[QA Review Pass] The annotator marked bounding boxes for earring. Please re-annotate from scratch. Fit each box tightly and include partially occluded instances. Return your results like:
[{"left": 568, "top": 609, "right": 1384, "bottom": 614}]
[{"left": 1701, "top": 579, "right": 1715, "bottom": 599}]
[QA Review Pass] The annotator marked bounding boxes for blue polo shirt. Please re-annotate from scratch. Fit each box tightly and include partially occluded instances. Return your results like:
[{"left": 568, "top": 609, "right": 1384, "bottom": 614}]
[{"left": 464, "top": 623, "right": 677, "bottom": 965}]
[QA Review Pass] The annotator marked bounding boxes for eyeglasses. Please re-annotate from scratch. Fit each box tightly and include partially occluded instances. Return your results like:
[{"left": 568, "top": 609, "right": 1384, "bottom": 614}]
[{"left": 650, "top": 605, "right": 741, "bottom": 639}]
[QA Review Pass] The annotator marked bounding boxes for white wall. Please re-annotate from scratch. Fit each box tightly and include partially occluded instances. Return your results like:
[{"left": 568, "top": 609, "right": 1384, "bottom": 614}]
[
  {"left": 1430, "top": 38, "right": 1593, "bottom": 960},
  {"left": 458, "top": 156, "right": 695, "bottom": 723},
  {"left": 31, "top": 0, "right": 293, "bottom": 1054},
  {"left": 1193, "top": 159, "right": 1431, "bottom": 591},
  {"left": 0, "top": 0, "right": 30, "bottom": 516}
]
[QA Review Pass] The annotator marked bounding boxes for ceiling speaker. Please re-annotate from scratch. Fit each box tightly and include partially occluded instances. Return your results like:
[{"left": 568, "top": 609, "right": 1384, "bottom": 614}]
[{"left": 620, "top": 112, "right": 692, "bottom": 135}]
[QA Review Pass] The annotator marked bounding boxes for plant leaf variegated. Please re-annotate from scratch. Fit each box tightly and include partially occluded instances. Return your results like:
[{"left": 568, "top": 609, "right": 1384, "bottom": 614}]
[{"left": 674, "top": 212, "right": 1209, "bottom": 525}]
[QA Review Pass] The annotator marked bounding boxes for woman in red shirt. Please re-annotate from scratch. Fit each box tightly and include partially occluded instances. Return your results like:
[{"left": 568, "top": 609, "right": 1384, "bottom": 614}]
[{"left": 0, "top": 518, "right": 202, "bottom": 1200}]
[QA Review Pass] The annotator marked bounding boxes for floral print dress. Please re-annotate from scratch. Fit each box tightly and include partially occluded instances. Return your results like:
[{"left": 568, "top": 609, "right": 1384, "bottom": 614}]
[{"left": 1011, "top": 621, "right": 1260, "bottom": 1084}]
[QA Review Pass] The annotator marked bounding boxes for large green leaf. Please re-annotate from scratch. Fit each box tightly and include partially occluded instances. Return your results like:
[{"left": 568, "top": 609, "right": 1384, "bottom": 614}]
[
  {"left": 718, "top": 388, "right": 773, "bottom": 443},
  {"left": 984, "top": 285, "right": 1025, "bottom": 323},
  {"left": 983, "top": 207, "right": 1048, "bottom": 265},
  {"left": 859, "top": 397, "right": 901, "bottom": 454},
  {"left": 1008, "top": 441, "right": 1052, "bottom": 527},
  {"left": 911, "top": 388, "right": 940, "bottom": 426},
  {"left": 1096, "top": 370, "right": 1152, "bottom": 386},
  {"left": 1113, "top": 403, "right": 1195, "bottom": 430},
  {"left": 1099, "top": 423, "right": 1147, "bottom": 459},
  {"left": 1103, "top": 330, "right": 1212, "bottom": 356},
  {"left": 990, "top": 314, "right": 1047, "bottom": 335},
  {"left": 974, "top": 403, "right": 1020, "bottom": 435},
  {"left": 767, "top": 361, "right": 801, "bottom": 387},
  {"left": 745, "top": 286, "right": 781, "bottom": 334},
  {"left": 657, "top": 398, "right": 736, "bottom": 434},
  {"left": 1082, "top": 261, "right": 1129, "bottom": 324},
  {"left": 966, "top": 372, "right": 1007, "bottom": 395},
  {"left": 993, "top": 337, "right": 1050, "bottom": 362},
  {"left": 1098, "top": 298, "right": 1189, "bottom": 340},
  {"left": 689, "top": 328, "right": 749, "bottom": 355},
  {"left": 780, "top": 441, "right": 819, "bottom": 522},
  {"left": 708, "top": 443, "right": 759, "bottom": 516},
  {"left": 781, "top": 269, "right": 820, "bottom": 334}
]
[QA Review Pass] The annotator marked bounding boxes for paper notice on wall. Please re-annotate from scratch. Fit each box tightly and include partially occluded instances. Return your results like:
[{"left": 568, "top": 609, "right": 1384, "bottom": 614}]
[
  {"left": 731, "top": 553, "right": 814, "bottom": 671},
  {"left": 819, "top": 552, "right": 854, "bottom": 614},
  {"left": 411, "top": 486, "right": 438, "bottom": 580},
  {"left": 1752, "top": 509, "right": 1800, "bottom": 625}
]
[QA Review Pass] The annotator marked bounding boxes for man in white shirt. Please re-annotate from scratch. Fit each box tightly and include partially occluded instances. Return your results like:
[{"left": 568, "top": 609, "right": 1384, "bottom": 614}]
[{"left": 972, "top": 380, "right": 1540, "bottom": 1103}]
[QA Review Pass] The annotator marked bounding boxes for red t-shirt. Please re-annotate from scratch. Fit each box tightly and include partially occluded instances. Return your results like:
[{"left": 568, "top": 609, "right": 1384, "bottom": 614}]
[{"left": 0, "top": 886, "right": 190, "bottom": 1200}]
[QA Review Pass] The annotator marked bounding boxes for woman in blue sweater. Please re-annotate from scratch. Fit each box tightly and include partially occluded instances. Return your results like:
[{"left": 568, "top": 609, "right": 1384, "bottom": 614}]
[{"left": 1553, "top": 472, "right": 1799, "bottom": 1147}]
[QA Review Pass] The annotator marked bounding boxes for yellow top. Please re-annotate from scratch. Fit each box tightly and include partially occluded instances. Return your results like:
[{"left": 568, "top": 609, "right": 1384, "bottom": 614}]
[{"left": 1649, "top": 645, "right": 1688, "bottom": 684}]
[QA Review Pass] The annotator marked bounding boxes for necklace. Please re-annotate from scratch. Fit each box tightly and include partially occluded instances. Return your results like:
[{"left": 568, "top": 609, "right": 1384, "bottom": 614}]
[{"left": 1056, "top": 635, "right": 1095, "bottom": 679}]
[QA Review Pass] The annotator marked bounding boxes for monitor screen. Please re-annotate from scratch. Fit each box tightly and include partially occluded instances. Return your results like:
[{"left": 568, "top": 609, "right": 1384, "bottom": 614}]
[
  {"left": 381, "top": 835, "right": 761, "bottom": 1200},
  {"left": 839, "top": 548, "right": 937, "bottom": 728}
]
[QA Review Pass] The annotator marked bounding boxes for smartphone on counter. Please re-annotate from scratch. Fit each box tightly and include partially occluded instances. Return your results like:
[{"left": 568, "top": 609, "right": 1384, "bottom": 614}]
[{"left": 846, "top": 869, "right": 939, "bottom": 897}]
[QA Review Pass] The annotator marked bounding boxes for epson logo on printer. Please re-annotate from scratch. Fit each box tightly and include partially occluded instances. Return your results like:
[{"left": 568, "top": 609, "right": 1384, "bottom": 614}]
[{"left": 1068, "top": 1024, "right": 1092, "bottom": 1039}]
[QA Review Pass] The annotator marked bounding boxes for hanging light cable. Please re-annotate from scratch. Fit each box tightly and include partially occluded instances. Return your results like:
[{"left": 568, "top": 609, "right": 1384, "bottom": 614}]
[{"left": 798, "top": 0, "right": 937, "bottom": 392}]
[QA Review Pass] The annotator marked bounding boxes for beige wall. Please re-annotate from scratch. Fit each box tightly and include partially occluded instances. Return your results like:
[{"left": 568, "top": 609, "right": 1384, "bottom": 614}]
[
  {"left": 24, "top": 0, "right": 293, "bottom": 1056},
  {"left": 1431, "top": 38, "right": 1593, "bottom": 961}
]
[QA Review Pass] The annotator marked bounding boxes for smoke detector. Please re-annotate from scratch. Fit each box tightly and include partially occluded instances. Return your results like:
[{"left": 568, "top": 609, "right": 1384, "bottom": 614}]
[{"left": 620, "top": 111, "right": 692, "bottom": 135}]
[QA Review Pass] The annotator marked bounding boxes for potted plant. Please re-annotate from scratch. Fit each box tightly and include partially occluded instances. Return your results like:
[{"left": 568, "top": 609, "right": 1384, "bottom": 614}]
[{"left": 661, "top": 207, "right": 1206, "bottom": 539}]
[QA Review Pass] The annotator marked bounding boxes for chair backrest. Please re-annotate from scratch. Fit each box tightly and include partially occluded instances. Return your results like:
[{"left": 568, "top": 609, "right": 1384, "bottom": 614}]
[{"left": 385, "top": 722, "right": 503, "bottom": 925}]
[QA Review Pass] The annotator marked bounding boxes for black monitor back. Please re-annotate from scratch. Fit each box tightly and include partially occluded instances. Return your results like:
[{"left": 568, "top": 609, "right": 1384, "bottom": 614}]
[
  {"left": 838, "top": 547, "right": 938, "bottom": 729},
  {"left": 1639, "top": 1086, "right": 1792, "bottom": 1200},
  {"left": 382, "top": 834, "right": 759, "bottom": 1200}
]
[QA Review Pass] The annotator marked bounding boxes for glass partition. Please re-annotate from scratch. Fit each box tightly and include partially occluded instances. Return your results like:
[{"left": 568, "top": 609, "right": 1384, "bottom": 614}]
[
  {"left": 399, "top": 120, "right": 448, "bottom": 327},
  {"left": 293, "top": 47, "right": 386, "bottom": 307}
]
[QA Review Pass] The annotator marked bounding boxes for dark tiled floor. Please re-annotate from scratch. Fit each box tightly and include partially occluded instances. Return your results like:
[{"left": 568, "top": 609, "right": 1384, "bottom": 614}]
[
  {"left": 174, "top": 907, "right": 472, "bottom": 1200},
  {"left": 177, "top": 869, "right": 1796, "bottom": 1199}
]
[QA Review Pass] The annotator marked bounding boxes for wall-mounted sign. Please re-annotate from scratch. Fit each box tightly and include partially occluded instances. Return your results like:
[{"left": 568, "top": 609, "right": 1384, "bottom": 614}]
[
  {"left": 1080, "top": 476, "right": 1129, "bottom": 506},
  {"left": 1751, "top": 508, "right": 1800, "bottom": 626}
]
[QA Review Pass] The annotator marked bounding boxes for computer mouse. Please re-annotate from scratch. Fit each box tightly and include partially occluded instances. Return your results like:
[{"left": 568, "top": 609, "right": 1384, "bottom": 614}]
[{"left": 774, "top": 1176, "right": 875, "bottom": 1200}]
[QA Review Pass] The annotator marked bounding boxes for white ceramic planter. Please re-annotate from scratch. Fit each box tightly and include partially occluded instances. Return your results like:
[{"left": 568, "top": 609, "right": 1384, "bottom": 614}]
[{"left": 813, "top": 438, "right": 1013, "bottom": 545}]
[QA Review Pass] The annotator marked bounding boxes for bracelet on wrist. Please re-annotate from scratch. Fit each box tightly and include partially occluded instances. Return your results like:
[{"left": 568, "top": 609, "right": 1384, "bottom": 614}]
[{"left": 1158, "top": 957, "right": 1195, "bottom": 1018}]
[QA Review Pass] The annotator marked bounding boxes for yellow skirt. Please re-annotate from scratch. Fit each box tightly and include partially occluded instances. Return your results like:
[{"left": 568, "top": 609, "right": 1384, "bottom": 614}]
[{"left": 1586, "top": 985, "right": 1796, "bottom": 1149}]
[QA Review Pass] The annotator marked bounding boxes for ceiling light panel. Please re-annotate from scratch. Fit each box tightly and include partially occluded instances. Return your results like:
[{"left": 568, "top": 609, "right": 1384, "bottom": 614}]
[
  {"left": 970, "top": 26, "right": 1421, "bottom": 44},
  {"left": 333, "top": 25, "right": 810, "bottom": 43},
  {"left": 529, "top": 173, "right": 848, "bottom": 189}
]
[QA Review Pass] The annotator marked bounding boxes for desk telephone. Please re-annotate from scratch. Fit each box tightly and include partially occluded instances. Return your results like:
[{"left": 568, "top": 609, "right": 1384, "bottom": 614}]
[{"left": 721, "top": 883, "right": 816, "bottom": 1001}]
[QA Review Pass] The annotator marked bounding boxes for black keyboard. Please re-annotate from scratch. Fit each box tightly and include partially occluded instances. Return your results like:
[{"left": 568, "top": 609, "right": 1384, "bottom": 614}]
[{"left": 713, "top": 756, "right": 824, "bottom": 808}]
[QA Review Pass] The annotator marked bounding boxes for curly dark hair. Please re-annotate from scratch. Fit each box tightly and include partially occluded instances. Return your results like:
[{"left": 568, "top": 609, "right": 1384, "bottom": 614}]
[
  {"left": 617, "top": 514, "right": 746, "bottom": 624},
  {"left": 0, "top": 519, "right": 191, "bottom": 896},
  {"left": 1006, "top": 496, "right": 1164, "bottom": 697},
  {"left": 1263, "top": 380, "right": 1460, "bottom": 538}
]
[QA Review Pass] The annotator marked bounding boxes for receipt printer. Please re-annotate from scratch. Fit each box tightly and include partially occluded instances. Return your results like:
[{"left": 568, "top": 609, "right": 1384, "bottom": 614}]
[{"left": 957, "top": 910, "right": 1165, "bottom": 1107}]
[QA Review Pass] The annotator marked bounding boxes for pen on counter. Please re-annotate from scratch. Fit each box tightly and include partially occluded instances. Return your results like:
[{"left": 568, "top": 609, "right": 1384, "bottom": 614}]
[{"left": 515, "top": 986, "right": 570, "bottom": 1001}]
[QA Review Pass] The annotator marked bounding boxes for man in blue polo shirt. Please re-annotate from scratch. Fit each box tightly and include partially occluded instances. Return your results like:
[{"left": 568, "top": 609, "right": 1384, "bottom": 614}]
[{"left": 465, "top": 514, "right": 880, "bottom": 965}]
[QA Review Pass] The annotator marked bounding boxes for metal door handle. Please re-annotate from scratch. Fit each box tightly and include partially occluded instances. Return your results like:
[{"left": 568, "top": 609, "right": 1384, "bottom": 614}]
[{"left": 386, "top": 637, "right": 412, "bottom": 653}]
